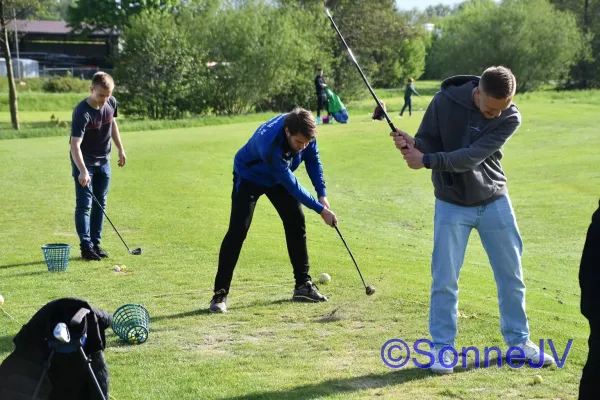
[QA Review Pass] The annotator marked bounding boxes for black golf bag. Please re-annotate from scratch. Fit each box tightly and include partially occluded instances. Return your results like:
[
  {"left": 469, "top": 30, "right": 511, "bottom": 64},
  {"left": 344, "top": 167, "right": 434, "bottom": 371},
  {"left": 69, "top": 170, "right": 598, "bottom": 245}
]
[{"left": 0, "top": 297, "right": 112, "bottom": 400}]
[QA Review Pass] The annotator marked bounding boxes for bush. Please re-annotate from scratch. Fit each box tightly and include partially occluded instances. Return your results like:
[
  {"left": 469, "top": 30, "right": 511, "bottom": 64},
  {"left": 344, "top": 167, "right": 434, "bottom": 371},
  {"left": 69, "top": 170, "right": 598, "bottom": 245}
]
[
  {"left": 42, "top": 77, "right": 90, "bottom": 93},
  {"left": 114, "top": 10, "right": 200, "bottom": 119},
  {"left": 426, "top": 0, "right": 583, "bottom": 92},
  {"left": 0, "top": 78, "right": 45, "bottom": 92}
]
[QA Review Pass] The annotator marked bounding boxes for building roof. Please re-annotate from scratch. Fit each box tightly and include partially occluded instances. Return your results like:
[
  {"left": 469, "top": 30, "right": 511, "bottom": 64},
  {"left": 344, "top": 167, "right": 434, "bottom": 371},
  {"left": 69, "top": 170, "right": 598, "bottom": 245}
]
[{"left": 6, "top": 20, "right": 117, "bottom": 36}]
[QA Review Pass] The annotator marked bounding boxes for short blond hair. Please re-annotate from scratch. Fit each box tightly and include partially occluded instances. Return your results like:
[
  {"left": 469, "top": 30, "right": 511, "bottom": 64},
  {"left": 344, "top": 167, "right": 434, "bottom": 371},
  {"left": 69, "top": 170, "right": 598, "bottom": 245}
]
[{"left": 91, "top": 72, "right": 114, "bottom": 90}]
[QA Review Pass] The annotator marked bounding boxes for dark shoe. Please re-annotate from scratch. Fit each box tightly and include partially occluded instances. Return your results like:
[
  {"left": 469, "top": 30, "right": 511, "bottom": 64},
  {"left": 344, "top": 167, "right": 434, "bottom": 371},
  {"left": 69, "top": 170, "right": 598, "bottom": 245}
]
[
  {"left": 81, "top": 247, "right": 101, "bottom": 261},
  {"left": 93, "top": 245, "right": 109, "bottom": 258},
  {"left": 209, "top": 289, "right": 228, "bottom": 313},
  {"left": 293, "top": 281, "right": 328, "bottom": 302}
]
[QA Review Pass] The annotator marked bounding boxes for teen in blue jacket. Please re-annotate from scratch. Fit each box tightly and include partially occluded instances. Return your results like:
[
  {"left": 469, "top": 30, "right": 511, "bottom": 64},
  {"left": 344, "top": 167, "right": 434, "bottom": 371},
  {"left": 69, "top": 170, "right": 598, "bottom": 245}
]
[{"left": 209, "top": 108, "right": 338, "bottom": 313}]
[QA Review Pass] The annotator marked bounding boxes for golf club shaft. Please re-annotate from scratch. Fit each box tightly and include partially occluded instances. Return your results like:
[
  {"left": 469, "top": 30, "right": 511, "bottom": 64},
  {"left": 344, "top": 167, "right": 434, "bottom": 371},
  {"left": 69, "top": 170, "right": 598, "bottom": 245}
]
[
  {"left": 79, "top": 347, "right": 108, "bottom": 400},
  {"left": 325, "top": 8, "right": 397, "bottom": 133},
  {"left": 334, "top": 225, "right": 368, "bottom": 289},
  {"left": 86, "top": 186, "right": 133, "bottom": 253}
]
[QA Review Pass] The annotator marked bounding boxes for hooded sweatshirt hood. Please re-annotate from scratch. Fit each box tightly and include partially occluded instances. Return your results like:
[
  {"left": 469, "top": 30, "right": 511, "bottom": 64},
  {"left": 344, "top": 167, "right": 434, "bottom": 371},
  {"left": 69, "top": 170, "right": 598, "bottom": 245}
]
[{"left": 414, "top": 75, "right": 521, "bottom": 206}]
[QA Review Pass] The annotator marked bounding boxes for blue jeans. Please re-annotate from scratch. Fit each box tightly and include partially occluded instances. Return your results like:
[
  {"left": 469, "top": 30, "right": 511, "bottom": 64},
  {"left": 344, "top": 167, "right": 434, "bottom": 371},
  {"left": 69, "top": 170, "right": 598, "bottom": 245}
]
[
  {"left": 72, "top": 162, "right": 111, "bottom": 249},
  {"left": 429, "top": 195, "right": 529, "bottom": 347}
]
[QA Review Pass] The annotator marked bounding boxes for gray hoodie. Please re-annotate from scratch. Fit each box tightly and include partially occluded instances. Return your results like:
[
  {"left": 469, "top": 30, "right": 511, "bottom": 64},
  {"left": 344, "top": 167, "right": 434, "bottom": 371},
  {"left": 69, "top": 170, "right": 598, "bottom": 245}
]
[{"left": 414, "top": 75, "right": 521, "bottom": 207}]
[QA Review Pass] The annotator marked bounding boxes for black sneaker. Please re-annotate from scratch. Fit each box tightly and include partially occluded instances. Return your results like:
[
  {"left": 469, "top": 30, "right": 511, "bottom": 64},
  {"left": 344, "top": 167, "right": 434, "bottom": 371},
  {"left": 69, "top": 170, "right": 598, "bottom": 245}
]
[
  {"left": 293, "top": 281, "right": 328, "bottom": 302},
  {"left": 93, "top": 245, "right": 109, "bottom": 258},
  {"left": 209, "top": 289, "right": 228, "bottom": 313},
  {"left": 81, "top": 247, "right": 101, "bottom": 261}
]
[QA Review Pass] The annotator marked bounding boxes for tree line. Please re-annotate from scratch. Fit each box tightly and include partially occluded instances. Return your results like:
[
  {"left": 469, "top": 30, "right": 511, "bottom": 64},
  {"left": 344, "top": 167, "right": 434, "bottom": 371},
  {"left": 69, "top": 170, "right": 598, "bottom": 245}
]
[{"left": 1, "top": 0, "right": 598, "bottom": 124}]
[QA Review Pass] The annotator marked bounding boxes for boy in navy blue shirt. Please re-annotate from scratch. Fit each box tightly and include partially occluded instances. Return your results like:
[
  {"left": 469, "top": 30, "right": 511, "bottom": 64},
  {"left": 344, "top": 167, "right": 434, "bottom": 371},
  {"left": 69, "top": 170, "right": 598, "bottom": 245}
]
[
  {"left": 210, "top": 108, "right": 338, "bottom": 312},
  {"left": 70, "top": 72, "right": 127, "bottom": 260}
]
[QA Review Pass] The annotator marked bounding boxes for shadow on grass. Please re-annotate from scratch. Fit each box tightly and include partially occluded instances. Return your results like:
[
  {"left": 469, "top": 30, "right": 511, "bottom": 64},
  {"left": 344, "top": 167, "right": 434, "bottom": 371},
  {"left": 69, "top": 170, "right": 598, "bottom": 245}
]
[
  {"left": 0, "top": 261, "right": 46, "bottom": 270},
  {"left": 218, "top": 358, "right": 491, "bottom": 400},
  {"left": 6, "top": 271, "right": 48, "bottom": 278},
  {"left": 150, "top": 299, "right": 299, "bottom": 322},
  {"left": 151, "top": 309, "right": 210, "bottom": 323},
  {"left": 0, "top": 335, "right": 15, "bottom": 354}
]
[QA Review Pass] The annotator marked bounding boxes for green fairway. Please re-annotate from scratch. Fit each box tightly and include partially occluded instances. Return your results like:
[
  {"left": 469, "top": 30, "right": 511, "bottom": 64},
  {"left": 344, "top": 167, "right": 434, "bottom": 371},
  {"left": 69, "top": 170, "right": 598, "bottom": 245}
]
[{"left": 0, "top": 90, "right": 597, "bottom": 399}]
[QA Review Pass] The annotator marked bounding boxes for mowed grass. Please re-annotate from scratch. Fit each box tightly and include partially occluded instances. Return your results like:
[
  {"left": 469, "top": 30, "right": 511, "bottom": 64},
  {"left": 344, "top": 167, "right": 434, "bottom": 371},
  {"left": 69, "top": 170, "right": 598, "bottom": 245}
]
[{"left": 0, "top": 89, "right": 598, "bottom": 399}]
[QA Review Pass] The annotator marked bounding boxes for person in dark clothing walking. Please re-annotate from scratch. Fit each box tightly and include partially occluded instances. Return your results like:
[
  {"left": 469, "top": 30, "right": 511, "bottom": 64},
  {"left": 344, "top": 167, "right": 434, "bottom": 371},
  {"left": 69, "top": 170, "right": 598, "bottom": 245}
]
[
  {"left": 209, "top": 108, "right": 338, "bottom": 313},
  {"left": 579, "top": 200, "right": 600, "bottom": 399},
  {"left": 399, "top": 77, "right": 420, "bottom": 117},
  {"left": 315, "top": 69, "right": 328, "bottom": 125}
]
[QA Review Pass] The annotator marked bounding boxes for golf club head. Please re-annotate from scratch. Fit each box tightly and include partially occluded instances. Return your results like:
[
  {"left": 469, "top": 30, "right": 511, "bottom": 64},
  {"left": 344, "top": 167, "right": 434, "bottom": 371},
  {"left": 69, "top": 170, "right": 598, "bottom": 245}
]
[
  {"left": 131, "top": 248, "right": 142, "bottom": 255},
  {"left": 53, "top": 322, "right": 71, "bottom": 343},
  {"left": 366, "top": 285, "right": 376, "bottom": 296}
]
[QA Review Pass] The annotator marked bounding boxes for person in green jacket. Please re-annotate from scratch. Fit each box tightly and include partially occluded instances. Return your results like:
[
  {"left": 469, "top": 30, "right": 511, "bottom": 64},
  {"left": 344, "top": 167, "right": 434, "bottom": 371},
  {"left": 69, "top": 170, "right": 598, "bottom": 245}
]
[
  {"left": 399, "top": 77, "right": 420, "bottom": 117},
  {"left": 324, "top": 88, "right": 349, "bottom": 123}
]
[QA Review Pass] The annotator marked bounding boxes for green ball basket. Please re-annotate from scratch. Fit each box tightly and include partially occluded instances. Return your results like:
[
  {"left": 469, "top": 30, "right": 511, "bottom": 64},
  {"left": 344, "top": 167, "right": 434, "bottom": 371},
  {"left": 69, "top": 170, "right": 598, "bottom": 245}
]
[
  {"left": 111, "top": 304, "right": 150, "bottom": 344},
  {"left": 41, "top": 243, "right": 71, "bottom": 272}
]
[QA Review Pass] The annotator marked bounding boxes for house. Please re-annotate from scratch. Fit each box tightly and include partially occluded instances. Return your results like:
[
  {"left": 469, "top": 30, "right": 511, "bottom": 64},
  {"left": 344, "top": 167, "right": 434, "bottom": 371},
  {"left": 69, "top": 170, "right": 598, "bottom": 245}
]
[{"left": 0, "top": 20, "right": 118, "bottom": 72}]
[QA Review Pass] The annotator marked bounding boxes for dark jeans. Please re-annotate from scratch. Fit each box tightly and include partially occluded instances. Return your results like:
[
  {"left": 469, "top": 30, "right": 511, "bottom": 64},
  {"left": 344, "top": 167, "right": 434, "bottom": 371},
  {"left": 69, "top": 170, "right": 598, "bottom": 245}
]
[
  {"left": 317, "top": 94, "right": 328, "bottom": 118},
  {"left": 72, "top": 161, "right": 111, "bottom": 250},
  {"left": 579, "top": 201, "right": 600, "bottom": 399},
  {"left": 400, "top": 96, "right": 412, "bottom": 116},
  {"left": 214, "top": 173, "right": 311, "bottom": 293}
]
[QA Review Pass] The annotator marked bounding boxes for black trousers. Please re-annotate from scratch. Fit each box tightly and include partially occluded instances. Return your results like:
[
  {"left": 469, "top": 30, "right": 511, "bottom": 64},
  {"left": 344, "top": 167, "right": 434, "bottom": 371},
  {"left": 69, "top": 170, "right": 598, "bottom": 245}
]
[
  {"left": 400, "top": 96, "right": 412, "bottom": 116},
  {"left": 579, "top": 200, "right": 600, "bottom": 399},
  {"left": 214, "top": 173, "right": 311, "bottom": 293},
  {"left": 317, "top": 94, "right": 328, "bottom": 118}
]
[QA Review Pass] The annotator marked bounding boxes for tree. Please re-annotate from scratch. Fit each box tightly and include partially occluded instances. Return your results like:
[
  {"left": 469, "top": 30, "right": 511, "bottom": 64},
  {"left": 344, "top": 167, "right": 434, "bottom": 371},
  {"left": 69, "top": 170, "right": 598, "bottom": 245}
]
[
  {"left": 188, "top": 0, "right": 335, "bottom": 114},
  {"left": 322, "top": 0, "right": 428, "bottom": 99},
  {"left": 549, "top": 0, "right": 599, "bottom": 88},
  {"left": 424, "top": 4, "right": 454, "bottom": 19},
  {"left": 114, "top": 10, "right": 198, "bottom": 119},
  {"left": 0, "top": 0, "right": 54, "bottom": 130},
  {"left": 37, "top": 0, "right": 76, "bottom": 21},
  {"left": 66, "top": 0, "right": 182, "bottom": 35},
  {"left": 426, "top": 0, "right": 583, "bottom": 92}
]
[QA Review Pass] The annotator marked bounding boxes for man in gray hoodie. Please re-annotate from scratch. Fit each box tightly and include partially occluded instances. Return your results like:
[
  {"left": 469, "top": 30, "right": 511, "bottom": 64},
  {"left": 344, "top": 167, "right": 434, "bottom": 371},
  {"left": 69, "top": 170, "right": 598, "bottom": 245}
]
[{"left": 391, "top": 66, "right": 555, "bottom": 374}]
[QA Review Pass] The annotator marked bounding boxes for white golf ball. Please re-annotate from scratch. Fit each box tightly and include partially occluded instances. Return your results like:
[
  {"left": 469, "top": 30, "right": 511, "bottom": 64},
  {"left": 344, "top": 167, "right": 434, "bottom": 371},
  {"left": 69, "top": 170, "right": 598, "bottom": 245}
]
[
  {"left": 319, "top": 273, "right": 331, "bottom": 284},
  {"left": 0, "top": 294, "right": 4, "bottom": 305},
  {"left": 114, "top": 266, "right": 121, "bottom": 272}
]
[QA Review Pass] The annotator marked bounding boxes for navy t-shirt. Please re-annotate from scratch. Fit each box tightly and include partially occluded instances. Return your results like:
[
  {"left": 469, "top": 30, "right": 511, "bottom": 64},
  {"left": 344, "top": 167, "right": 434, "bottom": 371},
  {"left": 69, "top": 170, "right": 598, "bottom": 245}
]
[{"left": 70, "top": 96, "right": 118, "bottom": 166}]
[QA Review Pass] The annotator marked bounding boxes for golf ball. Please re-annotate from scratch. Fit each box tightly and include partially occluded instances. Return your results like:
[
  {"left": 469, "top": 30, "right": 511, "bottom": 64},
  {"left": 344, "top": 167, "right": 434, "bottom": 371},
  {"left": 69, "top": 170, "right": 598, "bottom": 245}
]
[
  {"left": 0, "top": 294, "right": 4, "bottom": 305},
  {"left": 114, "top": 266, "right": 121, "bottom": 272},
  {"left": 319, "top": 273, "right": 331, "bottom": 284},
  {"left": 533, "top": 375, "right": 543, "bottom": 384}
]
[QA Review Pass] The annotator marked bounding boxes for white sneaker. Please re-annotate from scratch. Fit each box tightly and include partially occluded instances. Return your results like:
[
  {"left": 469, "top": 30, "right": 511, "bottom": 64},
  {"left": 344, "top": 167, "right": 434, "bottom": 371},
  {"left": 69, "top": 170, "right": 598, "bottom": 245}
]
[
  {"left": 430, "top": 346, "right": 455, "bottom": 374},
  {"left": 510, "top": 340, "right": 555, "bottom": 366}
]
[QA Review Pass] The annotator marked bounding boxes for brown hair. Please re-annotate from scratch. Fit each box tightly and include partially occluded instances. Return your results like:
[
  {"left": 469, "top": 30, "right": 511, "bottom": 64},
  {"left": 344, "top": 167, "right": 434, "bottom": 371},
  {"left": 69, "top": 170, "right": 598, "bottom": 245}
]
[
  {"left": 479, "top": 66, "right": 516, "bottom": 99},
  {"left": 91, "top": 72, "right": 115, "bottom": 90},
  {"left": 285, "top": 108, "right": 317, "bottom": 139}
]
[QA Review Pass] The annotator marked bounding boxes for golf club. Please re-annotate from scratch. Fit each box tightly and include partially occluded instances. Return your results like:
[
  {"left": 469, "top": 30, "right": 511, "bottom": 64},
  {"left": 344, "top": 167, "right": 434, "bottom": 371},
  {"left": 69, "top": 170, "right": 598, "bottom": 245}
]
[
  {"left": 325, "top": 8, "right": 407, "bottom": 149},
  {"left": 86, "top": 186, "right": 142, "bottom": 255},
  {"left": 334, "top": 224, "right": 376, "bottom": 296}
]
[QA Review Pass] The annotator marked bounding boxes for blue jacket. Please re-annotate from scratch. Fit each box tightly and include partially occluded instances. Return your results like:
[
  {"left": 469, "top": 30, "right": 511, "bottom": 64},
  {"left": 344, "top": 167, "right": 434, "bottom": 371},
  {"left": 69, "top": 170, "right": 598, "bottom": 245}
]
[{"left": 234, "top": 114, "right": 326, "bottom": 213}]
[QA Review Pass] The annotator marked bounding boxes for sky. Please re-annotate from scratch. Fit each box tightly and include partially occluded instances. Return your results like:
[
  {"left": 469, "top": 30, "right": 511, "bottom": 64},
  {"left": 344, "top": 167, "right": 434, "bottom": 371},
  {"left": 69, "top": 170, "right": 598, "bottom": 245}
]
[{"left": 395, "top": 0, "right": 462, "bottom": 11}]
